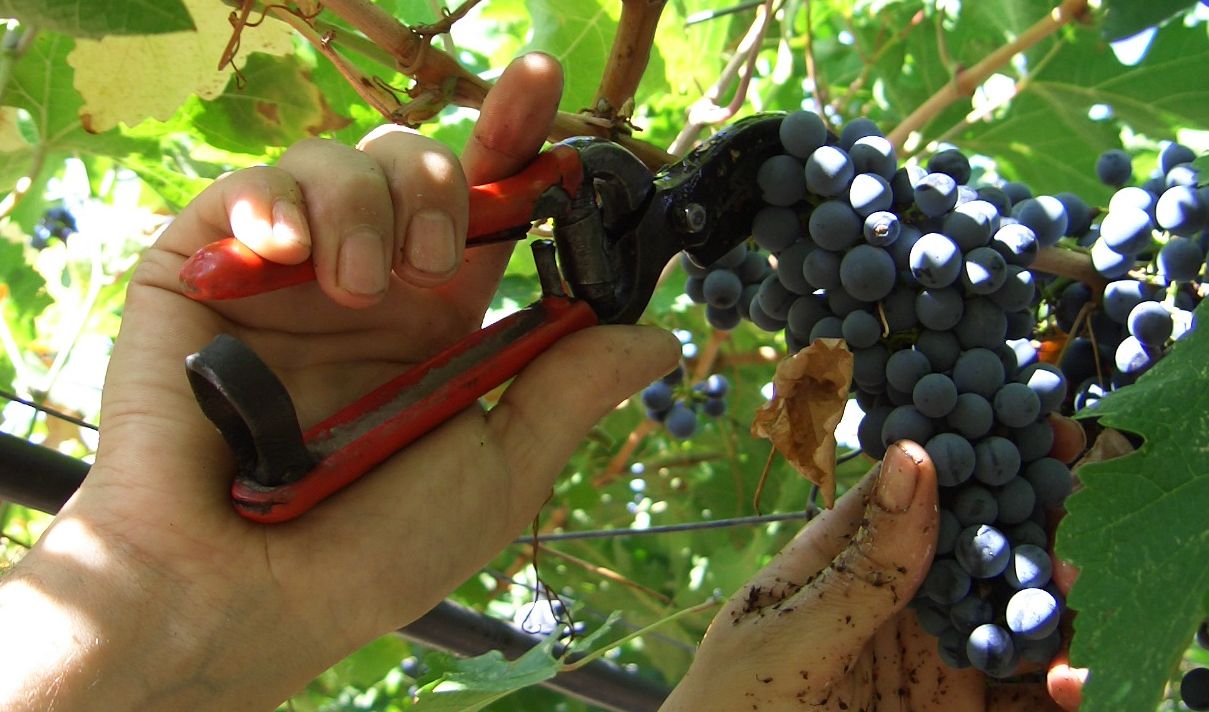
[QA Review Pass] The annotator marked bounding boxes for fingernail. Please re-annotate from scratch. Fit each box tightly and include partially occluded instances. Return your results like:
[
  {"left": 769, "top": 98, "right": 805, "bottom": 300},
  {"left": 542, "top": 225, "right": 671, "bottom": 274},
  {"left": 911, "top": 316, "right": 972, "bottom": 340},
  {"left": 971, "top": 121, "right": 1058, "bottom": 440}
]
[
  {"left": 338, "top": 228, "right": 387, "bottom": 295},
  {"left": 271, "top": 199, "right": 310, "bottom": 250},
  {"left": 876, "top": 444, "right": 920, "bottom": 513},
  {"left": 404, "top": 209, "right": 457, "bottom": 276}
]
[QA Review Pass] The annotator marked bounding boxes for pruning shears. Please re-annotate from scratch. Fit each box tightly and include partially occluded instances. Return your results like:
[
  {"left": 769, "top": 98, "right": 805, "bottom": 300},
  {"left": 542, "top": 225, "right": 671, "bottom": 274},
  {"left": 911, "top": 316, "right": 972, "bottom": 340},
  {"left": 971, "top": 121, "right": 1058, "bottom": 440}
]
[{"left": 180, "top": 114, "right": 784, "bottom": 523}]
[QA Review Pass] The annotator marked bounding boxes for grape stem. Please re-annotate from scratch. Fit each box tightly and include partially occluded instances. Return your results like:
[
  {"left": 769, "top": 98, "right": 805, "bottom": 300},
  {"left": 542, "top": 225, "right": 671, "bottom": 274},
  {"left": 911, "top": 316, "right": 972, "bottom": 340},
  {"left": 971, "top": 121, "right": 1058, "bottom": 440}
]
[
  {"left": 1032, "top": 246, "right": 1106, "bottom": 292},
  {"left": 886, "top": 0, "right": 1090, "bottom": 151},
  {"left": 560, "top": 594, "right": 721, "bottom": 672}
]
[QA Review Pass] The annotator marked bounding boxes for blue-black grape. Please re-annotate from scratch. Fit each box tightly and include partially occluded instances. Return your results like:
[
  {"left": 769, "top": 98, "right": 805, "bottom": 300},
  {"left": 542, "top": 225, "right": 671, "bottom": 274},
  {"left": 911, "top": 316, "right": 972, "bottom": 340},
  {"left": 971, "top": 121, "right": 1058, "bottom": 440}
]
[
  {"left": 961, "top": 246, "right": 1008, "bottom": 295},
  {"left": 966, "top": 623, "right": 1018, "bottom": 678},
  {"left": 927, "top": 148, "right": 972, "bottom": 185},
  {"left": 1013, "top": 196, "right": 1068, "bottom": 248},
  {"left": 949, "top": 594, "right": 993, "bottom": 634},
  {"left": 1156, "top": 185, "right": 1208, "bottom": 236},
  {"left": 808, "top": 199, "right": 863, "bottom": 251},
  {"left": 863, "top": 210, "right": 901, "bottom": 246},
  {"left": 1005, "top": 587, "right": 1061, "bottom": 640},
  {"left": 752, "top": 206, "right": 801, "bottom": 252},
  {"left": 923, "top": 558, "right": 971, "bottom": 605},
  {"left": 1003, "top": 543, "right": 1052, "bottom": 589},
  {"left": 803, "top": 248, "right": 841, "bottom": 289},
  {"left": 1016, "top": 363, "right": 1067, "bottom": 414},
  {"left": 1099, "top": 207, "right": 1154, "bottom": 254},
  {"left": 849, "top": 172, "right": 893, "bottom": 217},
  {"left": 916, "top": 329, "right": 962, "bottom": 372},
  {"left": 885, "top": 348, "right": 932, "bottom": 392},
  {"left": 1096, "top": 149, "right": 1133, "bottom": 187},
  {"left": 973, "top": 436, "right": 1021, "bottom": 487},
  {"left": 1157, "top": 236, "right": 1205, "bottom": 282},
  {"left": 702, "top": 269, "right": 743, "bottom": 308},
  {"left": 954, "top": 524, "right": 1011, "bottom": 578},
  {"left": 994, "top": 476, "right": 1037, "bottom": 525},
  {"left": 955, "top": 298, "right": 1008, "bottom": 349},
  {"left": 849, "top": 135, "right": 897, "bottom": 179},
  {"left": 916, "top": 288, "right": 964, "bottom": 331},
  {"left": 840, "top": 244, "right": 897, "bottom": 301},
  {"left": 946, "top": 393, "right": 994, "bottom": 440},
  {"left": 805, "top": 145, "right": 855, "bottom": 197},
  {"left": 913, "top": 372, "right": 958, "bottom": 418},
  {"left": 1182, "top": 668, "right": 1209, "bottom": 711},
  {"left": 1023, "top": 458, "right": 1072, "bottom": 509},
  {"left": 953, "top": 348, "right": 1005, "bottom": 399},
  {"left": 841, "top": 309, "right": 882, "bottom": 349},
  {"left": 881, "top": 405, "right": 935, "bottom": 448},
  {"left": 990, "top": 223, "right": 1039, "bottom": 267},
  {"left": 927, "top": 432, "right": 976, "bottom": 487},
  {"left": 838, "top": 117, "right": 882, "bottom": 151},
  {"left": 910, "top": 232, "right": 963, "bottom": 288},
  {"left": 914, "top": 172, "right": 959, "bottom": 217},
  {"left": 992, "top": 382, "right": 1042, "bottom": 428},
  {"left": 952, "top": 485, "right": 998, "bottom": 526},
  {"left": 779, "top": 110, "right": 828, "bottom": 159},
  {"left": 1127, "top": 301, "right": 1172, "bottom": 346},
  {"left": 757, "top": 154, "right": 807, "bottom": 206},
  {"left": 664, "top": 403, "right": 698, "bottom": 439}
]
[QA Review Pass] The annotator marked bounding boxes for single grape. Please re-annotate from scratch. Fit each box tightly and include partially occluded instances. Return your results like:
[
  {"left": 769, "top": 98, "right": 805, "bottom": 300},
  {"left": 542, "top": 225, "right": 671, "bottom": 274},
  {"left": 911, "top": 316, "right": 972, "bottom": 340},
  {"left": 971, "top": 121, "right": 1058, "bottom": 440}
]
[
  {"left": 977, "top": 186, "right": 1012, "bottom": 215},
  {"left": 1013, "top": 196, "right": 1068, "bottom": 247},
  {"left": 702, "top": 269, "right": 743, "bottom": 308},
  {"left": 1159, "top": 142, "right": 1197, "bottom": 175},
  {"left": 641, "top": 381, "right": 674, "bottom": 411},
  {"left": 849, "top": 172, "right": 893, "bottom": 217},
  {"left": 775, "top": 241, "right": 815, "bottom": 295},
  {"left": 881, "top": 405, "right": 935, "bottom": 448},
  {"left": 842, "top": 309, "right": 883, "bottom": 349},
  {"left": 885, "top": 348, "right": 933, "bottom": 393},
  {"left": 805, "top": 145, "right": 855, "bottom": 197},
  {"left": 946, "top": 393, "right": 994, "bottom": 440},
  {"left": 849, "top": 135, "right": 897, "bottom": 179},
  {"left": 1023, "top": 458, "right": 1073, "bottom": 509},
  {"left": 752, "top": 206, "right": 801, "bottom": 252},
  {"left": 955, "top": 299, "right": 1008, "bottom": 350},
  {"left": 1003, "top": 544, "right": 1053, "bottom": 589},
  {"left": 1091, "top": 237, "right": 1134, "bottom": 278},
  {"left": 1110, "top": 185, "right": 1158, "bottom": 218},
  {"left": 664, "top": 403, "right": 698, "bottom": 439},
  {"left": 1096, "top": 148, "right": 1133, "bottom": 187},
  {"left": 967, "top": 624, "right": 1019, "bottom": 678},
  {"left": 853, "top": 344, "right": 890, "bottom": 390},
  {"left": 990, "top": 223, "right": 1039, "bottom": 267},
  {"left": 809, "top": 199, "right": 863, "bottom": 251},
  {"left": 809, "top": 315, "right": 844, "bottom": 341},
  {"left": 707, "top": 304, "right": 742, "bottom": 330},
  {"left": 1166, "top": 164, "right": 1200, "bottom": 189},
  {"left": 1184, "top": 668, "right": 1209, "bottom": 712},
  {"left": 757, "top": 154, "right": 807, "bottom": 206},
  {"left": 803, "top": 248, "right": 842, "bottom": 289},
  {"left": 944, "top": 200, "right": 998, "bottom": 251},
  {"left": 1099, "top": 207, "right": 1154, "bottom": 255},
  {"left": 883, "top": 287, "right": 920, "bottom": 332},
  {"left": 926, "top": 432, "right": 976, "bottom": 487},
  {"left": 1157, "top": 236, "right": 1205, "bottom": 282},
  {"left": 838, "top": 117, "right": 882, "bottom": 150},
  {"left": 993, "top": 382, "right": 1042, "bottom": 428},
  {"left": 1005, "top": 587, "right": 1061, "bottom": 640},
  {"left": 949, "top": 595, "right": 993, "bottom": 635},
  {"left": 916, "top": 288, "right": 964, "bottom": 331},
  {"left": 779, "top": 110, "right": 828, "bottom": 159},
  {"left": 910, "top": 232, "right": 962, "bottom": 288},
  {"left": 937, "top": 628, "right": 971, "bottom": 669},
  {"left": 955, "top": 524, "right": 1011, "bottom": 578},
  {"left": 1155, "top": 185, "right": 1209, "bottom": 236},
  {"left": 1055, "top": 192, "right": 1092, "bottom": 236},
  {"left": 990, "top": 266, "right": 1036, "bottom": 312},
  {"left": 1114, "top": 335, "right": 1159, "bottom": 374},
  {"left": 923, "top": 558, "right": 971, "bottom": 605},
  {"left": 858, "top": 406, "right": 894, "bottom": 460},
  {"left": 1011, "top": 419, "right": 1054, "bottom": 463},
  {"left": 961, "top": 247, "right": 1008, "bottom": 295},
  {"left": 994, "top": 476, "right": 1037, "bottom": 525},
  {"left": 914, "top": 598, "right": 953, "bottom": 635},
  {"left": 913, "top": 373, "right": 959, "bottom": 418},
  {"left": 927, "top": 148, "right": 972, "bottom": 185},
  {"left": 914, "top": 173, "right": 959, "bottom": 217},
  {"left": 891, "top": 165, "right": 924, "bottom": 207},
  {"left": 1016, "top": 363, "right": 1067, "bottom": 414},
  {"left": 1127, "top": 301, "right": 1173, "bottom": 346},
  {"left": 840, "top": 244, "right": 897, "bottom": 302},
  {"left": 758, "top": 274, "right": 796, "bottom": 319},
  {"left": 863, "top": 210, "right": 901, "bottom": 246},
  {"left": 916, "top": 329, "right": 962, "bottom": 372},
  {"left": 952, "top": 485, "right": 998, "bottom": 526},
  {"left": 1002, "top": 181, "right": 1033, "bottom": 205},
  {"left": 973, "top": 435, "right": 1021, "bottom": 487},
  {"left": 702, "top": 397, "right": 727, "bottom": 417},
  {"left": 787, "top": 295, "right": 830, "bottom": 341}
]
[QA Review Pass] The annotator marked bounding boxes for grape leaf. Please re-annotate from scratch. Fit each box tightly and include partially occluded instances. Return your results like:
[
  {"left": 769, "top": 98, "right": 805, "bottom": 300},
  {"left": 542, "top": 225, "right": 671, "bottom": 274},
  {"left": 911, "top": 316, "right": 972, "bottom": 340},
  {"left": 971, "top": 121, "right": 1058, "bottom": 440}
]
[
  {"left": 1100, "top": 0, "right": 1199, "bottom": 42},
  {"left": 1057, "top": 297, "right": 1209, "bottom": 712},
  {"left": 957, "top": 22, "right": 1209, "bottom": 203},
  {"left": 524, "top": 0, "right": 619, "bottom": 115},
  {"left": 66, "top": 0, "right": 293, "bottom": 133},
  {"left": 0, "top": 0, "right": 195, "bottom": 38}
]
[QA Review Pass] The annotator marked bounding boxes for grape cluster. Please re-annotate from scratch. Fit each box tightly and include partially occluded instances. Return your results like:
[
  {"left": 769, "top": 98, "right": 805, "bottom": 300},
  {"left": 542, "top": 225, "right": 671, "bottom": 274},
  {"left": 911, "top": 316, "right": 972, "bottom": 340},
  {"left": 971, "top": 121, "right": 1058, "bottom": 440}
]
[
  {"left": 1052, "top": 143, "right": 1206, "bottom": 411},
  {"left": 31, "top": 206, "right": 77, "bottom": 250},
  {"left": 678, "top": 108, "right": 1082, "bottom": 676},
  {"left": 1182, "top": 621, "right": 1209, "bottom": 710},
  {"left": 640, "top": 363, "right": 730, "bottom": 440}
]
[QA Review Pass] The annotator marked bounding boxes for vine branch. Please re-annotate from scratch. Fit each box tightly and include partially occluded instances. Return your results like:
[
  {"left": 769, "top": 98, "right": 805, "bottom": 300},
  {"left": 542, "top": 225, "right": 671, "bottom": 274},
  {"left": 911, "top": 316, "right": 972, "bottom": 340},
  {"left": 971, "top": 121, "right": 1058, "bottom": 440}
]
[
  {"left": 591, "top": 0, "right": 667, "bottom": 125},
  {"left": 886, "top": 0, "right": 1091, "bottom": 151}
]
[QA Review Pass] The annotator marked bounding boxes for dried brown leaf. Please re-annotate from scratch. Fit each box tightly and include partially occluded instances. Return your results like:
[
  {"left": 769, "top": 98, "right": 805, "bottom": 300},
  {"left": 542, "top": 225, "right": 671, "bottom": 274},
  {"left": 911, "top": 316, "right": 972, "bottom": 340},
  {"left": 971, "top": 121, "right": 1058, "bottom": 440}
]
[{"left": 750, "top": 339, "right": 853, "bottom": 508}]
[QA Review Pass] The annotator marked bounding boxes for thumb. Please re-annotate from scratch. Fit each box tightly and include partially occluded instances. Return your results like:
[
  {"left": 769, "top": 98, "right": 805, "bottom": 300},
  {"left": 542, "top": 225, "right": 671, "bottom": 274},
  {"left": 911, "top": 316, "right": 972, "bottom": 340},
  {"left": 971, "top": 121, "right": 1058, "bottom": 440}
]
[
  {"left": 486, "top": 323, "right": 680, "bottom": 521},
  {"left": 772, "top": 441, "right": 939, "bottom": 657}
]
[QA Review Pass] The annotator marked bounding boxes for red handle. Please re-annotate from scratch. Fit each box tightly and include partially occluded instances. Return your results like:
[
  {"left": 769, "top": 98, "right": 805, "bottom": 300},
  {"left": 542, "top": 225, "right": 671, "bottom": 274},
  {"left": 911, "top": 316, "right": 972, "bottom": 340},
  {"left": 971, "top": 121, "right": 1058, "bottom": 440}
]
[
  {"left": 230, "top": 296, "right": 597, "bottom": 523},
  {"left": 179, "top": 145, "right": 586, "bottom": 301}
]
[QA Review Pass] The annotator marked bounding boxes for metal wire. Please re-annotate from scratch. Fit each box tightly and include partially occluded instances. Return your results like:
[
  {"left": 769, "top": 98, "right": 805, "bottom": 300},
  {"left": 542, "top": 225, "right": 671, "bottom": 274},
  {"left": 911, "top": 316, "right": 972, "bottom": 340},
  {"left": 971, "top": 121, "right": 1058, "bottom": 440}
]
[{"left": 0, "top": 389, "right": 98, "bottom": 431}]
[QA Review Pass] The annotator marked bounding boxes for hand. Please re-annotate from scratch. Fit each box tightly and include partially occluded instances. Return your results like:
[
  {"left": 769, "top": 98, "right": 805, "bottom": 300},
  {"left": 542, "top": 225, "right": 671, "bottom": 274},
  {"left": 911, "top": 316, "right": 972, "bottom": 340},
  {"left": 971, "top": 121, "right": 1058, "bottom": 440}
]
[
  {"left": 0, "top": 54, "right": 678, "bottom": 711},
  {"left": 661, "top": 418, "right": 1089, "bottom": 712}
]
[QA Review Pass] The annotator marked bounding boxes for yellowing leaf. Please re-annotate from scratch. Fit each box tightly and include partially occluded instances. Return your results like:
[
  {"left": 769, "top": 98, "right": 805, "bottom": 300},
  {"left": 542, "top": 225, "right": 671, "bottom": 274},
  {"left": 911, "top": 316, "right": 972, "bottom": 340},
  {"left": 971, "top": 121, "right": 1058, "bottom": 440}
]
[
  {"left": 751, "top": 339, "right": 853, "bottom": 508},
  {"left": 0, "top": 107, "right": 29, "bottom": 152},
  {"left": 66, "top": 0, "right": 294, "bottom": 132}
]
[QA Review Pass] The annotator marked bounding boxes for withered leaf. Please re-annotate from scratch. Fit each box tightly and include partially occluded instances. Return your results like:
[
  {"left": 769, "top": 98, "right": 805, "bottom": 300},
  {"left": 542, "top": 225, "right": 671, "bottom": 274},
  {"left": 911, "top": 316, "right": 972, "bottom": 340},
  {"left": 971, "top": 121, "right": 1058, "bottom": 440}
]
[{"left": 750, "top": 339, "right": 853, "bottom": 508}]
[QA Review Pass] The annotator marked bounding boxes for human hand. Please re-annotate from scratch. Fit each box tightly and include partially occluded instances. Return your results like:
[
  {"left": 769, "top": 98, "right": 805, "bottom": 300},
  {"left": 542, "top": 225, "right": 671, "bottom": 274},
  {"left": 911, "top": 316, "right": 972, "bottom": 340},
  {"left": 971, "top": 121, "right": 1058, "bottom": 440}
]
[
  {"left": 0, "top": 53, "right": 678, "bottom": 711},
  {"left": 661, "top": 418, "right": 1089, "bottom": 712}
]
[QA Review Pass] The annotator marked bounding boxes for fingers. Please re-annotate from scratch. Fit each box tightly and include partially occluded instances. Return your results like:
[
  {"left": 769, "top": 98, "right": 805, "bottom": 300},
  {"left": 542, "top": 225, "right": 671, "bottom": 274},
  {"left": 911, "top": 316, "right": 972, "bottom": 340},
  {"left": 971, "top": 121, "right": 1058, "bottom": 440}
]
[
  {"left": 1046, "top": 651, "right": 1087, "bottom": 711},
  {"left": 445, "top": 53, "right": 564, "bottom": 310},
  {"left": 357, "top": 127, "right": 469, "bottom": 288},
  {"left": 768, "top": 442, "right": 939, "bottom": 659}
]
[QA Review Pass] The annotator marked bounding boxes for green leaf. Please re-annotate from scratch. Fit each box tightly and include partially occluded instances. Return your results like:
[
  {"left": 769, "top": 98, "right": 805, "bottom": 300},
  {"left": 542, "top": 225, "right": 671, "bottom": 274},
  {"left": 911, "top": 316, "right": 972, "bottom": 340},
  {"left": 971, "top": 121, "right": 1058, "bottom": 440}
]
[
  {"left": 409, "top": 632, "right": 562, "bottom": 710},
  {"left": 1100, "top": 0, "right": 1198, "bottom": 42},
  {"left": 1057, "top": 297, "right": 1209, "bottom": 712},
  {"left": 0, "top": 0, "right": 195, "bottom": 38},
  {"left": 333, "top": 634, "right": 410, "bottom": 689},
  {"left": 524, "top": 0, "right": 619, "bottom": 115},
  {"left": 956, "top": 22, "right": 1209, "bottom": 203}
]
